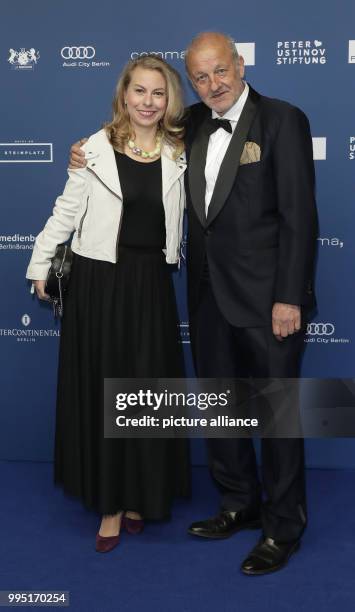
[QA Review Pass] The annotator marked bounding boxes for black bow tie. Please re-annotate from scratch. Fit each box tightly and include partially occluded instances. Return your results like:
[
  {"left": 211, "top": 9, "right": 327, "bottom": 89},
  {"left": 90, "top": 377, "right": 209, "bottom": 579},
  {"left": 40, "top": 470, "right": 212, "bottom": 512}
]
[{"left": 205, "top": 118, "right": 233, "bottom": 136}]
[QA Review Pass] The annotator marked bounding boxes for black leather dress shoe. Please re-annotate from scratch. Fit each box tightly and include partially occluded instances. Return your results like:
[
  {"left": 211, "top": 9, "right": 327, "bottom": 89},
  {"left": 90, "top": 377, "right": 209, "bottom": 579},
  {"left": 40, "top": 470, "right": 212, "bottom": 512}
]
[
  {"left": 241, "top": 537, "right": 301, "bottom": 575},
  {"left": 188, "top": 510, "right": 261, "bottom": 539}
]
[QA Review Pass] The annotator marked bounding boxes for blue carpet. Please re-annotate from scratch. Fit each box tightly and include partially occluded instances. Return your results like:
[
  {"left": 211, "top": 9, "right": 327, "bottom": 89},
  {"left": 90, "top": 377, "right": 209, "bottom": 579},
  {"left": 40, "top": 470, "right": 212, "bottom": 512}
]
[{"left": 1, "top": 461, "right": 355, "bottom": 611}]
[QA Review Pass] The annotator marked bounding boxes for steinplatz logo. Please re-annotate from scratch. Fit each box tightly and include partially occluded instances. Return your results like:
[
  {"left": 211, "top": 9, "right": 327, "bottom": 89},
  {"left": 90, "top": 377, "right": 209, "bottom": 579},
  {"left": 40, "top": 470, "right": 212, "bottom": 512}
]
[
  {"left": 8, "top": 48, "right": 40, "bottom": 70},
  {"left": 277, "top": 40, "right": 326, "bottom": 65},
  {"left": 61, "top": 45, "right": 110, "bottom": 69},
  {"left": 312, "top": 138, "right": 326, "bottom": 160},
  {"left": 305, "top": 323, "right": 350, "bottom": 346},
  {"left": 0, "top": 142, "right": 53, "bottom": 163},
  {"left": 349, "top": 41, "right": 355, "bottom": 63}
]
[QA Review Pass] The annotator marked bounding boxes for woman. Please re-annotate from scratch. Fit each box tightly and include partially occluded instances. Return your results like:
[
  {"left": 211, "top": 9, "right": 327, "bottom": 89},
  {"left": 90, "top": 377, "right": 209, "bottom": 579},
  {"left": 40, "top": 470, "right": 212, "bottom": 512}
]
[{"left": 26, "top": 55, "right": 190, "bottom": 552}]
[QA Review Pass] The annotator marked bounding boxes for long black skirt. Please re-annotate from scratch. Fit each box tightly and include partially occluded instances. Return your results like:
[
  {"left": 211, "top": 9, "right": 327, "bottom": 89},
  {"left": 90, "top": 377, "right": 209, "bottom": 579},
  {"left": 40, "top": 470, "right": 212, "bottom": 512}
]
[{"left": 54, "top": 247, "right": 190, "bottom": 519}]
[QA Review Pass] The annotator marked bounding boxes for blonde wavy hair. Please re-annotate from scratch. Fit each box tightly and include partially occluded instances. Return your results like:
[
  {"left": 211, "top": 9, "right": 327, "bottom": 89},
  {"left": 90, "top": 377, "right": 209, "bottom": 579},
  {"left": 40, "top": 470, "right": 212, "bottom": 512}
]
[{"left": 105, "top": 55, "right": 185, "bottom": 158}]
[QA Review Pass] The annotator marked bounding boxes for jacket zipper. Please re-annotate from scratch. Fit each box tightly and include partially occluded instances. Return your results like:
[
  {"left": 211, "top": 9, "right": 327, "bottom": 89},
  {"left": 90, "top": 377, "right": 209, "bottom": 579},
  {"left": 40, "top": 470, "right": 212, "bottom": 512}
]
[
  {"left": 78, "top": 196, "right": 89, "bottom": 239},
  {"left": 58, "top": 246, "right": 67, "bottom": 275},
  {"left": 86, "top": 166, "right": 123, "bottom": 262}
]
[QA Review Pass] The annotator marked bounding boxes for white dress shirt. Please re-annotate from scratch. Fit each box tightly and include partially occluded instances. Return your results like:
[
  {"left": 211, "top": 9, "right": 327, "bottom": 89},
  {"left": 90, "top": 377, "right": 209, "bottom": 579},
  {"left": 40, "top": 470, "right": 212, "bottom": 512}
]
[{"left": 205, "top": 82, "right": 249, "bottom": 216}]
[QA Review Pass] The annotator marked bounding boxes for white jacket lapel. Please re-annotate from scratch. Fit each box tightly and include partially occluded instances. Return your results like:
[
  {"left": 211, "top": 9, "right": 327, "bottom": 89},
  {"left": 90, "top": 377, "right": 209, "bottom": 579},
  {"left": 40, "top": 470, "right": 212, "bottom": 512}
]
[
  {"left": 83, "top": 130, "right": 123, "bottom": 200},
  {"left": 161, "top": 145, "right": 186, "bottom": 198}
]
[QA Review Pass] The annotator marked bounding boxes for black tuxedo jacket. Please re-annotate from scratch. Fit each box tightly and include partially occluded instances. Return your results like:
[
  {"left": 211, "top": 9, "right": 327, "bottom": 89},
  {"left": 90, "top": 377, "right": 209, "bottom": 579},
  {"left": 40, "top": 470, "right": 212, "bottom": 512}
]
[{"left": 184, "top": 85, "right": 318, "bottom": 327}]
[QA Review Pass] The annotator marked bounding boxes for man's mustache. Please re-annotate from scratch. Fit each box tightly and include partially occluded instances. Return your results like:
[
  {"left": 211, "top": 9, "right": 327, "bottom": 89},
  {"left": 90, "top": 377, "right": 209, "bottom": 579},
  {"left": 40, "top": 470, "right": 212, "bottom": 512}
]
[{"left": 210, "top": 88, "right": 230, "bottom": 98}]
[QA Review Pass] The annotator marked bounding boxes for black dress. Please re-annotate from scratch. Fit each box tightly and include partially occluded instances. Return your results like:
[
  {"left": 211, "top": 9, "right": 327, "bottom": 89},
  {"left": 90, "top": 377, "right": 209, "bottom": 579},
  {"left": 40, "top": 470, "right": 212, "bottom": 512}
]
[{"left": 54, "top": 152, "right": 190, "bottom": 519}]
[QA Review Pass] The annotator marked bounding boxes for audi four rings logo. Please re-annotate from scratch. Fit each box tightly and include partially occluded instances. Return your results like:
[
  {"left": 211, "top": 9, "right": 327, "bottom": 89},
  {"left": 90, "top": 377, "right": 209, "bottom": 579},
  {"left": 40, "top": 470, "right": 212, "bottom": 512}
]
[
  {"left": 61, "top": 46, "right": 96, "bottom": 59},
  {"left": 306, "top": 323, "right": 335, "bottom": 336}
]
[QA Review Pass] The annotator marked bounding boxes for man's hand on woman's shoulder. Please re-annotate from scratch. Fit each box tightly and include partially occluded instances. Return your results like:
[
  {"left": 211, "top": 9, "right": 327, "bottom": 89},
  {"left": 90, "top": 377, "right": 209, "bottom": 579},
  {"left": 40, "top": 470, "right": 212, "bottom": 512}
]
[{"left": 69, "top": 138, "right": 88, "bottom": 169}]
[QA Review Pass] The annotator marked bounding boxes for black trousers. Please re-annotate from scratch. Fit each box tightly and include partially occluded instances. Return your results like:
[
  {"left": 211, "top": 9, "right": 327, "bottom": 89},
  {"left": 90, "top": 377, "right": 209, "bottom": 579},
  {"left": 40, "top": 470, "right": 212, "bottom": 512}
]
[{"left": 189, "top": 279, "right": 307, "bottom": 542}]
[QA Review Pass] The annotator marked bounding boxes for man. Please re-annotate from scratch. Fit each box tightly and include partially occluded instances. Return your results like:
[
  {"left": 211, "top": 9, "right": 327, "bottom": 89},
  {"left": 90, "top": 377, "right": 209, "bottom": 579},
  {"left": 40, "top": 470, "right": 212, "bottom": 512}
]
[
  {"left": 184, "top": 32, "right": 317, "bottom": 576},
  {"left": 69, "top": 32, "right": 318, "bottom": 575}
]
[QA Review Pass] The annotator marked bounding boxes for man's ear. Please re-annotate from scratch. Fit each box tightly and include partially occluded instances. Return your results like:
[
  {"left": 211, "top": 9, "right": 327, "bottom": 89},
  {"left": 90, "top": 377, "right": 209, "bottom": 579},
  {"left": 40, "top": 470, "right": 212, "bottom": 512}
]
[{"left": 237, "top": 55, "right": 245, "bottom": 79}]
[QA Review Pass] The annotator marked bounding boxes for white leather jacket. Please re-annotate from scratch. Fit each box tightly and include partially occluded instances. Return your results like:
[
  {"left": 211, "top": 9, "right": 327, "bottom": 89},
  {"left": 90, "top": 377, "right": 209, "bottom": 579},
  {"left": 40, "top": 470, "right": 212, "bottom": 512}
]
[{"left": 26, "top": 129, "right": 186, "bottom": 280}]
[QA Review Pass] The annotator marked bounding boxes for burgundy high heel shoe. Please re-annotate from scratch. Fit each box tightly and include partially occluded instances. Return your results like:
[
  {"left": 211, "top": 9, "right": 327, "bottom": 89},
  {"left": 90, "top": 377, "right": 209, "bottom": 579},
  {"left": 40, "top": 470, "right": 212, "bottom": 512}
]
[
  {"left": 96, "top": 513, "right": 123, "bottom": 553},
  {"left": 95, "top": 532, "right": 120, "bottom": 553},
  {"left": 123, "top": 513, "right": 144, "bottom": 535}
]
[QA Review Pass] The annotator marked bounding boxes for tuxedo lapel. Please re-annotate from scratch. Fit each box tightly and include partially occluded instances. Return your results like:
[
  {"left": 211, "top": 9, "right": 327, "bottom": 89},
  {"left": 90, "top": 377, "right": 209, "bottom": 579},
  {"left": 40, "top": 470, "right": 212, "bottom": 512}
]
[
  {"left": 206, "top": 87, "right": 260, "bottom": 227},
  {"left": 188, "top": 120, "right": 210, "bottom": 228}
]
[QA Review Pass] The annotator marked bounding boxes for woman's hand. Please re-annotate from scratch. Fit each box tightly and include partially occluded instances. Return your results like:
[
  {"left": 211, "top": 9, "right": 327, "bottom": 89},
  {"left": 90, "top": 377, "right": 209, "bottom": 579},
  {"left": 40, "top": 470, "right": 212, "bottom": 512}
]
[{"left": 34, "top": 280, "right": 50, "bottom": 301}]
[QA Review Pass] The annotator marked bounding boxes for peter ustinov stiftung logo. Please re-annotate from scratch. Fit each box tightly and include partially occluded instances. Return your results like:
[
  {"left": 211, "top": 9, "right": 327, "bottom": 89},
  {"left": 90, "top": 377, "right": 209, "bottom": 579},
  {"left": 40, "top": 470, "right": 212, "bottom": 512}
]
[
  {"left": 60, "top": 45, "right": 110, "bottom": 68},
  {"left": 312, "top": 138, "right": 326, "bottom": 160},
  {"left": 348, "top": 41, "right": 355, "bottom": 63},
  {"left": 277, "top": 40, "right": 326, "bottom": 65},
  {"left": 8, "top": 48, "right": 40, "bottom": 70},
  {"left": 349, "top": 137, "right": 355, "bottom": 160},
  {"left": 21, "top": 314, "right": 31, "bottom": 327}
]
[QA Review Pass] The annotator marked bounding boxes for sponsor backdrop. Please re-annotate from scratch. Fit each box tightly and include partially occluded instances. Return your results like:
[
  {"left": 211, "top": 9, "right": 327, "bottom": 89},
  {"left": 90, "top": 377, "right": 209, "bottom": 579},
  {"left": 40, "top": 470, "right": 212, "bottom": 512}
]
[{"left": 1, "top": 1, "right": 355, "bottom": 468}]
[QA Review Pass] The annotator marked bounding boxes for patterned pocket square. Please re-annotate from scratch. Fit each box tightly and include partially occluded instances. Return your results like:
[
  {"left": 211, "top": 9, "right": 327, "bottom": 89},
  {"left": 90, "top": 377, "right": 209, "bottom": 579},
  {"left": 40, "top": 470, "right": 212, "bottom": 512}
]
[{"left": 240, "top": 141, "right": 261, "bottom": 165}]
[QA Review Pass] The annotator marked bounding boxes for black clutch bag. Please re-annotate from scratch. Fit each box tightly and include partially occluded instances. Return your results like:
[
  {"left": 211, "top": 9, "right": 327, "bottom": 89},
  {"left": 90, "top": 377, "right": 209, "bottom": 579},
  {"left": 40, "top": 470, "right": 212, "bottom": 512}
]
[{"left": 45, "top": 244, "right": 73, "bottom": 318}]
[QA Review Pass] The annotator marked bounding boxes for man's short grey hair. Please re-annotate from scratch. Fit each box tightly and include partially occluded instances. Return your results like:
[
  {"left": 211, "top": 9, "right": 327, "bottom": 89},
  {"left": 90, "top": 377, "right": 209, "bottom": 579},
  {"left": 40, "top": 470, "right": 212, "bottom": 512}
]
[{"left": 185, "top": 32, "right": 239, "bottom": 74}]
